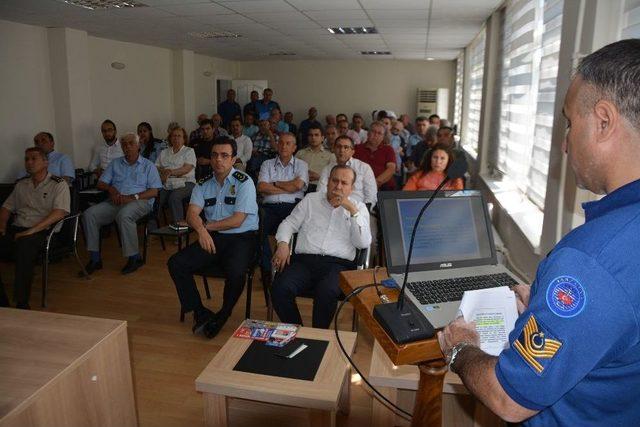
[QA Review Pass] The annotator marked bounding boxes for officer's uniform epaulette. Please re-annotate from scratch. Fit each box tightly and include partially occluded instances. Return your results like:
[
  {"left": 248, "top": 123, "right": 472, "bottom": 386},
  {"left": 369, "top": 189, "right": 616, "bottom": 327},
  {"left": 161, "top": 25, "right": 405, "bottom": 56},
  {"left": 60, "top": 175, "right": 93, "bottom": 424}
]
[
  {"left": 197, "top": 174, "right": 214, "bottom": 185},
  {"left": 50, "top": 175, "right": 64, "bottom": 183},
  {"left": 232, "top": 170, "right": 249, "bottom": 183},
  {"left": 16, "top": 176, "right": 30, "bottom": 182}
]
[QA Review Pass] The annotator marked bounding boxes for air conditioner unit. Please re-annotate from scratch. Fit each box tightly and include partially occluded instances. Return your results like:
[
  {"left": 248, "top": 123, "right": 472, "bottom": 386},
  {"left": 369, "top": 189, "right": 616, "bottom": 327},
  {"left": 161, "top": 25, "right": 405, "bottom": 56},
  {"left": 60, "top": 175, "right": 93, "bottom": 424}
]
[{"left": 416, "top": 88, "right": 449, "bottom": 119}]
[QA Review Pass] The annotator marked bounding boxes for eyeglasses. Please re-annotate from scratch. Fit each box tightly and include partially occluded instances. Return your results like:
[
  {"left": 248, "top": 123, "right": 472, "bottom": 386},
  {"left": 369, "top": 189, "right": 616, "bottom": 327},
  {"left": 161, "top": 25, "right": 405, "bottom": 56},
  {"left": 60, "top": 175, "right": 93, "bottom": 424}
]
[{"left": 211, "top": 152, "right": 232, "bottom": 159}]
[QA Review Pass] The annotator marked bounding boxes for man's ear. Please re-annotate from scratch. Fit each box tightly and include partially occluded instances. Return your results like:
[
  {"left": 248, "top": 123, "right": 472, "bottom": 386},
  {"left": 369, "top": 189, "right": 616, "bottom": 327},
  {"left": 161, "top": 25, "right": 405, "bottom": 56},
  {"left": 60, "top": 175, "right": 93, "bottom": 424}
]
[{"left": 593, "top": 99, "right": 618, "bottom": 142}]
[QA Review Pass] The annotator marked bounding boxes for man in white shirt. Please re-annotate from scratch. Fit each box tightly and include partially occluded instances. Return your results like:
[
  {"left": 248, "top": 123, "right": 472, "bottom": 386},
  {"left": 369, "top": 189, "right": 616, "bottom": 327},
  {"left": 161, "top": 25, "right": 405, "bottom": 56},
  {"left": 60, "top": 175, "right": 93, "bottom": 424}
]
[
  {"left": 89, "top": 119, "right": 123, "bottom": 178},
  {"left": 317, "top": 135, "right": 377, "bottom": 207},
  {"left": 229, "top": 118, "right": 252, "bottom": 171},
  {"left": 257, "top": 133, "right": 308, "bottom": 273},
  {"left": 271, "top": 164, "right": 371, "bottom": 328}
]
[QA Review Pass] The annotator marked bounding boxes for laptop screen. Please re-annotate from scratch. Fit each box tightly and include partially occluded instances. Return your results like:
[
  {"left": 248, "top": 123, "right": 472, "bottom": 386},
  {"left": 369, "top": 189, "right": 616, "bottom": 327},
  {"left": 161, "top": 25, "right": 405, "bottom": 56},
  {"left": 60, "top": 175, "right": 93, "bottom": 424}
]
[{"left": 379, "top": 191, "right": 496, "bottom": 274}]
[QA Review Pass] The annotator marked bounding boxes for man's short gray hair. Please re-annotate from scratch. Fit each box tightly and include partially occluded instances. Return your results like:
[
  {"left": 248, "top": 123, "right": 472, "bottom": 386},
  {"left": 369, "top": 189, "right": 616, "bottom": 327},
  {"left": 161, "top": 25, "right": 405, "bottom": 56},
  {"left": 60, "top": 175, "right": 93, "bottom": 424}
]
[
  {"left": 329, "top": 164, "right": 357, "bottom": 184},
  {"left": 576, "top": 39, "right": 640, "bottom": 131},
  {"left": 120, "top": 132, "right": 139, "bottom": 144}
]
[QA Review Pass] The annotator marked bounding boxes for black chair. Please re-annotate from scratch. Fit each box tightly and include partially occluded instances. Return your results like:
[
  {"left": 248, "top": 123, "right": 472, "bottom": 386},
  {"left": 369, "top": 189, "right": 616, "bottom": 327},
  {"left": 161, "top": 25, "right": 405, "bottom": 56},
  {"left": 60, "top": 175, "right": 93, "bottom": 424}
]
[
  {"left": 41, "top": 185, "right": 87, "bottom": 307},
  {"left": 266, "top": 234, "right": 371, "bottom": 331},
  {"left": 179, "top": 231, "right": 260, "bottom": 323}
]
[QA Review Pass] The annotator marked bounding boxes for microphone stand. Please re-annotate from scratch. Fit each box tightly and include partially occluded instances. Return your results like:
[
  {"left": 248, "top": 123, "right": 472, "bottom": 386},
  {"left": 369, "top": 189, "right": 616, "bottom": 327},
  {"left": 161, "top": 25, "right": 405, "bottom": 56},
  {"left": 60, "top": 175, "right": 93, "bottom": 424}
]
[{"left": 372, "top": 177, "right": 450, "bottom": 344}]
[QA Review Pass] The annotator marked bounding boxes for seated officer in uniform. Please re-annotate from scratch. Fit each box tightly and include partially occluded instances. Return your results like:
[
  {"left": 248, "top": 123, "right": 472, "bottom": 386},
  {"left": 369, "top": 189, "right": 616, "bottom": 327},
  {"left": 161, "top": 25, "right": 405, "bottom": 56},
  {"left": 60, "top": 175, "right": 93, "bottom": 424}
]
[
  {"left": 0, "top": 147, "right": 70, "bottom": 309},
  {"left": 168, "top": 136, "right": 258, "bottom": 339},
  {"left": 439, "top": 39, "right": 640, "bottom": 425},
  {"left": 271, "top": 165, "right": 371, "bottom": 328},
  {"left": 257, "top": 132, "right": 308, "bottom": 274},
  {"left": 82, "top": 133, "right": 162, "bottom": 275}
]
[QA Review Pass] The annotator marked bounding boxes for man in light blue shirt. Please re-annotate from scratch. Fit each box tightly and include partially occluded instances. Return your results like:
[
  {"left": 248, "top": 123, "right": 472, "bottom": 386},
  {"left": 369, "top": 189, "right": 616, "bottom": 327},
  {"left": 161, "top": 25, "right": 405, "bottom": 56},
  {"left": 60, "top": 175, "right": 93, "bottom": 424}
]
[
  {"left": 168, "top": 137, "right": 258, "bottom": 339},
  {"left": 255, "top": 88, "right": 281, "bottom": 121},
  {"left": 270, "top": 108, "right": 289, "bottom": 134},
  {"left": 258, "top": 133, "right": 308, "bottom": 272},
  {"left": 17, "top": 132, "right": 75, "bottom": 183},
  {"left": 82, "top": 132, "right": 162, "bottom": 275}
]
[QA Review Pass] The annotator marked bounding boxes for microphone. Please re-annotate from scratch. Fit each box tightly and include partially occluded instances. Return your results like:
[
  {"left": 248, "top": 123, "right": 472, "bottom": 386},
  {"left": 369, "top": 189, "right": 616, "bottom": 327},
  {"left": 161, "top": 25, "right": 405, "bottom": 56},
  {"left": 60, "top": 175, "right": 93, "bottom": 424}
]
[{"left": 373, "top": 156, "right": 468, "bottom": 344}]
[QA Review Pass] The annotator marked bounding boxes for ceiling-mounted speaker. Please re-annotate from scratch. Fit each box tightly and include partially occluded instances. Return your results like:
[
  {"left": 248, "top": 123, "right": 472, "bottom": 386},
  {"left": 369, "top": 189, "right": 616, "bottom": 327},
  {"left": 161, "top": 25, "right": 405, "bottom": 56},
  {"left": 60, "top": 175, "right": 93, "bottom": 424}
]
[{"left": 111, "top": 61, "right": 125, "bottom": 70}]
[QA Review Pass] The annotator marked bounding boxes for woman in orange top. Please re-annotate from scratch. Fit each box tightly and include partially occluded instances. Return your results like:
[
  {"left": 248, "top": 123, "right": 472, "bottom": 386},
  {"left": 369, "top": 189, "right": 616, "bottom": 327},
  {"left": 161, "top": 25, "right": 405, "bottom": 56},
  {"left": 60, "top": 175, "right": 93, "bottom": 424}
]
[{"left": 403, "top": 143, "right": 464, "bottom": 191}]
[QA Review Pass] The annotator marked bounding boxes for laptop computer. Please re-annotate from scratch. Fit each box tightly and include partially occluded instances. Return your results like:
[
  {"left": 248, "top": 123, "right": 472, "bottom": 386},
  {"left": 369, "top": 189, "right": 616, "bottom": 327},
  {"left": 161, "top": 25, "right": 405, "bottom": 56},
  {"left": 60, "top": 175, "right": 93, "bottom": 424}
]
[{"left": 378, "top": 190, "right": 520, "bottom": 329}]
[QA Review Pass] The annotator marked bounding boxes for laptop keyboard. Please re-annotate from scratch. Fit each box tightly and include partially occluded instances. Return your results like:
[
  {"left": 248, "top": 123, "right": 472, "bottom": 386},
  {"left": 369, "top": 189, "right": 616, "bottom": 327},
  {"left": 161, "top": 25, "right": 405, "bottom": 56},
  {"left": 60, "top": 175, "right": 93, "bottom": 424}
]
[{"left": 407, "top": 273, "right": 518, "bottom": 305}]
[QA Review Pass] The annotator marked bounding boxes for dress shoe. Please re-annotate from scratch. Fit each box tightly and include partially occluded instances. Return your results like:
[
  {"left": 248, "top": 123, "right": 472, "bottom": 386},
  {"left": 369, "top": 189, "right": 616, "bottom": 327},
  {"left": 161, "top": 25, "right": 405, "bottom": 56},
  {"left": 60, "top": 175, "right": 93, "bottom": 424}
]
[
  {"left": 82, "top": 260, "right": 102, "bottom": 276},
  {"left": 121, "top": 258, "right": 144, "bottom": 275},
  {"left": 202, "top": 317, "right": 225, "bottom": 339},
  {"left": 16, "top": 302, "right": 31, "bottom": 310},
  {"left": 192, "top": 308, "right": 215, "bottom": 335}
]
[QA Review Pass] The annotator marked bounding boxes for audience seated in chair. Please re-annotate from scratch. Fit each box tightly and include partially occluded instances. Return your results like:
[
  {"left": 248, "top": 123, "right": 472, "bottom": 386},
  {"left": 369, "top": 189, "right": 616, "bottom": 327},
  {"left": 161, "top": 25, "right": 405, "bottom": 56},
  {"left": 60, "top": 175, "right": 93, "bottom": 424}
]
[
  {"left": 409, "top": 124, "right": 439, "bottom": 173},
  {"left": 257, "top": 133, "right": 308, "bottom": 274},
  {"left": 167, "top": 137, "right": 258, "bottom": 339},
  {"left": 242, "top": 111, "right": 259, "bottom": 140},
  {"left": 317, "top": 135, "right": 377, "bottom": 206},
  {"left": 189, "top": 113, "right": 209, "bottom": 146},
  {"left": 297, "top": 107, "right": 322, "bottom": 149},
  {"left": 271, "top": 164, "right": 371, "bottom": 328},
  {"left": 354, "top": 121, "right": 397, "bottom": 191},
  {"left": 229, "top": 118, "right": 252, "bottom": 172},
  {"left": 295, "top": 123, "right": 333, "bottom": 193},
  {"left": 337, "top": 118, "right": 361, "bottom": 145},
  {"left": 89, "top": 119, "right": 123, "bottom": 179},
  {"left": 254, "top": 88, "right": 280, "bottom": 121},
  {"left": 192, "top": 119, "right": 217, "bottom": 181},
  {"left": 403, "top": 143, "right": 464, "bottom": 191},
  {"left": 82, "top": 132, "right": 162, "bottom": 275},
  {"left": 0, "top": 147, "right": 70, "bottom": 309},
  {"left": 154, "top": 126, "right": 196, "bottom": 226},
  {"left": 17, "top": 132, "right": 75, "bottom": 184},
  {"left": 351, "top": 113, "right": 368, "bottom": 143},
  {"left": 247, "top": 119, "right": 277, "bottom": 180},
  {"left": 324, "top": 124, "right": 339, "bottom": 151},
  {"left": 211, "top": 113, "right": 229, "bottom": 138},
  {"left": 138, "top": 122, "right": 167, "bottom": 164}
]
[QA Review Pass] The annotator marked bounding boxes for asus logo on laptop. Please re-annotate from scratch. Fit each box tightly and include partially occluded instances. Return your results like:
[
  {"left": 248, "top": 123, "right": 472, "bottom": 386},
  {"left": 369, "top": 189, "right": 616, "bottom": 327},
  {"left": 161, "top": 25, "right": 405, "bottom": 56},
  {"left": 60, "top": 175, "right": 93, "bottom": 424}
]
[{"left": 439, "top": 262, "right": 453, "bottom": 268}]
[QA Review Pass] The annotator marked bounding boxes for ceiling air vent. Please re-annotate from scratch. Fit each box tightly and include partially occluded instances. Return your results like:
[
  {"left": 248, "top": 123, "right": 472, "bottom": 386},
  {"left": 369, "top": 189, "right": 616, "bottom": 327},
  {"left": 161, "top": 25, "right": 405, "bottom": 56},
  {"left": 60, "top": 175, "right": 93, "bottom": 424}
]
[{"left": 188, "top": 31, "right": 242, "bottom": 39}]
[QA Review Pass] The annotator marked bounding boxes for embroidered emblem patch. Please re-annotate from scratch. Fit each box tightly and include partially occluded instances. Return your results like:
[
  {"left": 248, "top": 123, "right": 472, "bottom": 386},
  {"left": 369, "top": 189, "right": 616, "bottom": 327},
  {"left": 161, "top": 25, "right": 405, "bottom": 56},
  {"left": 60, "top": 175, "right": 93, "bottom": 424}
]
[
  {"left": 512, "top": 315, "right": 562, "bottom": 375},
  {"left": 546, "top": 276, "right": 586, "bottom": 318}
]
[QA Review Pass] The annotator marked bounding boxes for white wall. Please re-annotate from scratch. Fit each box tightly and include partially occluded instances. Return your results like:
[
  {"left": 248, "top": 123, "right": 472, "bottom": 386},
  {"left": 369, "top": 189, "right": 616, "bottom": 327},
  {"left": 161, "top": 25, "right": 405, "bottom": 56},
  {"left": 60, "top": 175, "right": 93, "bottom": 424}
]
[
  {"left": 194, "top": 53, "right": 238, "bottom": 122},
  {"left": 236, "top": 59, "right": 456, "bottom": 124},
  {"left": 0, "top": 19, "right": 56, "bottom": 181},
  {"left": 88, "top": 36, "right": 174, "bottom": 142}
]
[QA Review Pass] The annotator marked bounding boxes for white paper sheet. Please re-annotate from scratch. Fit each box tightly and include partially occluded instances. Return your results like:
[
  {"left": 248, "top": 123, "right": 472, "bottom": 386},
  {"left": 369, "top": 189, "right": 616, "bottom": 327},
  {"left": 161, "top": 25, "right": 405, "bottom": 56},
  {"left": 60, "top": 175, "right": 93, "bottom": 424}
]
[{"left": 458, "top": 286, "right": 518, "bottom": 356}]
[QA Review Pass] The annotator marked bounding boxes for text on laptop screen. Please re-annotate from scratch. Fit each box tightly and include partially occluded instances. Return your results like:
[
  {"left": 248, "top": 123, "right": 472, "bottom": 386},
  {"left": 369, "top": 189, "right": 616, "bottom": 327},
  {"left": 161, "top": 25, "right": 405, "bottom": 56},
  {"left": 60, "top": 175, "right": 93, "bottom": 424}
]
[{"left": 384, "top": 195, "right": 493, "bottom": 268}]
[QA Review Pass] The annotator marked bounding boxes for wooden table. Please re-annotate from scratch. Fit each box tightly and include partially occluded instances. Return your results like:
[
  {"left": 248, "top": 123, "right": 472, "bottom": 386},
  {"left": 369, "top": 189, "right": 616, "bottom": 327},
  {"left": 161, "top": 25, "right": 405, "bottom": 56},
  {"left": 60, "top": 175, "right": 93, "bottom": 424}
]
[
  {"left": 195, "top": 326, "right": 357, "bottom": 427},
  {"left": 340, "top": 268, "right": 447, "bottom": 427},
  {"left": 0, "top": 308, "right": 137, "bottom": 427}
]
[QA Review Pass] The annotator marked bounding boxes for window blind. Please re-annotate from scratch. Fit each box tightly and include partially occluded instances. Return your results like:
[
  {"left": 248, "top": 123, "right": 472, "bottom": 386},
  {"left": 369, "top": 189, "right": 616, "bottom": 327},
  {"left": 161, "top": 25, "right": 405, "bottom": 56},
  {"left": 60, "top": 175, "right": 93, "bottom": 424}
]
[
  {"left": 453, "top": 52, "right": 464, "bottom": 132},
  {"left": 497, "top": 0, "right": 563, "bottom": 209},
  {"left": 462, "top": 28, "right": 485, "bottom": 157},
  {"left": 621, "top": 0, "right": 640, "bottom": 38}
]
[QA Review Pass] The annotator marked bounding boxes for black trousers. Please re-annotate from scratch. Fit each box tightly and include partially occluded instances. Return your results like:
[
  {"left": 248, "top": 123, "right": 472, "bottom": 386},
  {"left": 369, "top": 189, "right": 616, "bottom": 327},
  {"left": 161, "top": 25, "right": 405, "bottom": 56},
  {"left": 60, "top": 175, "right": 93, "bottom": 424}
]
[
  {"left": 260, "top": 202, "right": 297, "bottom": 270},
  {"left": 167, "top": 231, "right": 256, "bottom": 319},
  {"left": 0, "top": 225, "right": 48, "bottom": 307},
  {"left": 271, "top": 254, "right": 355, "bottom": 329}
]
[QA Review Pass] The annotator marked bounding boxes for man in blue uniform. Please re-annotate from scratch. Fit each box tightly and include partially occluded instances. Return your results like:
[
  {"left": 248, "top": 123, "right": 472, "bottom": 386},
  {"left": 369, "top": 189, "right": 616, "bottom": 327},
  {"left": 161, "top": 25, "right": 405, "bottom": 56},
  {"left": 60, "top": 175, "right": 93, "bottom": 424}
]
[
  {"left": 82, "top": 132, "right": 162, "bottom": 275},
  {"left": 168, "top": 136, "right": 258, "bottom": 339},
  {"left": 438, "top": 39, "right": 640, "bottom": 426}
]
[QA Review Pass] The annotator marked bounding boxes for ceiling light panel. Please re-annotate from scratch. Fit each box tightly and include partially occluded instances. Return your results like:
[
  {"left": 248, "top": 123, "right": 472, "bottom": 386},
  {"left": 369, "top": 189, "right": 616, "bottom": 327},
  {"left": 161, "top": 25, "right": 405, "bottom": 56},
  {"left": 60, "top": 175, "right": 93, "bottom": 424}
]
[
  {"left": 327, "top": 26, "right": 378, "bottom": 35},
  {"left": 361, "top": 51, "right": 391, "bottom": 55},
  {"left": 58, "top": 0, "right": 148, "bottom": 10}
]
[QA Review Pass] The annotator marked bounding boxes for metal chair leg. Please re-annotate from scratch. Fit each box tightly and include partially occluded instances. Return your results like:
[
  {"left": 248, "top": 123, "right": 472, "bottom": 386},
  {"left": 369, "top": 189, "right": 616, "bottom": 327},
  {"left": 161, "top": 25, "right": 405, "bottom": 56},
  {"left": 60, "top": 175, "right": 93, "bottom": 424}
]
[
  {"left": 245, "top": 271, "right": 253, "bottom": 319},
  {"left": 41, "top": 251, "right": 49, "bottom": 308},
  {"left": 203, "top": 277, "right": 211, "bottom": 299}
]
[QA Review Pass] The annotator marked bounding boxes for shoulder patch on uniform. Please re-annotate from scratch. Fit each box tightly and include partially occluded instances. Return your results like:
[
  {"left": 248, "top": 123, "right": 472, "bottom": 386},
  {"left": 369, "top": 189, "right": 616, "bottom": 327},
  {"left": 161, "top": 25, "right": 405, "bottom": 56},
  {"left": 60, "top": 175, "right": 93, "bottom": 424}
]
[
  {"left": 512, "top": 314, "right": 563, "bottom": 376},
  {"left": 545, "top": 275, "right": 586, "bottom": 318},
  {"left": 197, "top": 174, "right": 213, "bottom": 185},
  {"left": 232, "top": 170, "right": 248, "bottom": 182},
  {"left": 50, "top": 175, "right": 64, "bottom": 183}
]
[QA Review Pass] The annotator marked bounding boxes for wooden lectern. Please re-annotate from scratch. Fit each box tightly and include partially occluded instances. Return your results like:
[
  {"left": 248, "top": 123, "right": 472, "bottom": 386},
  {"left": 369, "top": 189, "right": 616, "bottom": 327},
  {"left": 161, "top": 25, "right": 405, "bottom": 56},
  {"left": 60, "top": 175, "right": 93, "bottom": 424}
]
[{"left": 340, "top": 268, "right": 448, "bottom": 427}]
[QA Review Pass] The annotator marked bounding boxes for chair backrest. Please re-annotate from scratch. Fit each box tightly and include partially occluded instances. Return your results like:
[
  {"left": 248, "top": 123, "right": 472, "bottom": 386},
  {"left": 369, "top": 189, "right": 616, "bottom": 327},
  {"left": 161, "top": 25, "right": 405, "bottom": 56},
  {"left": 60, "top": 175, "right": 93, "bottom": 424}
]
[{"left": 50, "top": 185, "right": 80, "bottom": 251}]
